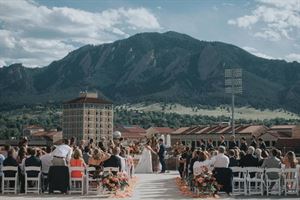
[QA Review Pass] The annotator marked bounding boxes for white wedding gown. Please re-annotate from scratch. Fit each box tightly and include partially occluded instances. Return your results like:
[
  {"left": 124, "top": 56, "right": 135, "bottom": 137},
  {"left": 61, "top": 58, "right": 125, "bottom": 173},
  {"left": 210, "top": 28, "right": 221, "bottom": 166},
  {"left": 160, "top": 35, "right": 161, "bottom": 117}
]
[{"left": 135, "top": 147, "right": 153, "bottom": 173}]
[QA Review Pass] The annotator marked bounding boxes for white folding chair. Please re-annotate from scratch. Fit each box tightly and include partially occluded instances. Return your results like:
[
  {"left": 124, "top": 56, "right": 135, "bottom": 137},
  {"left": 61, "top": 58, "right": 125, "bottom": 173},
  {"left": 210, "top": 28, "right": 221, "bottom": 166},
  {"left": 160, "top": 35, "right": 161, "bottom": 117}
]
[
  {"left": 245, "top": 167, "right": 265, "bottom": 196},
  {"left": 86, "top": 167, "right": 101, "bottom": 195},
  {"left": 69, "top": 166, "right": 85, "bottom": 195},
  {"left": 2, "top": 166, "right": 18, "bottom": 194},
  {"left": 103, "top": 167, "right": 119, "bottom": 173},
  {"left": 231, "top": 167, "right": 247, "bottom": 195},
  {"left": 265, "top": 168, "right": 281, "bottom": 196},
  {"left": 282, "top": 167, "right": 299, "bottom": 196},
  {"left": 25, "top": 166, "right": 42, "bottom": 194}
]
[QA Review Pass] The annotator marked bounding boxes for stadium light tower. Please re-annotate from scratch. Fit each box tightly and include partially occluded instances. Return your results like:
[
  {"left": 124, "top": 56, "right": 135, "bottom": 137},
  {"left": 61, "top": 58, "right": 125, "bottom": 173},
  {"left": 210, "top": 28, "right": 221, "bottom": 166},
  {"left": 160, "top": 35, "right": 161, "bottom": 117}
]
[{"left": 225, "top": 68, "right": 242, "bottom": 136}]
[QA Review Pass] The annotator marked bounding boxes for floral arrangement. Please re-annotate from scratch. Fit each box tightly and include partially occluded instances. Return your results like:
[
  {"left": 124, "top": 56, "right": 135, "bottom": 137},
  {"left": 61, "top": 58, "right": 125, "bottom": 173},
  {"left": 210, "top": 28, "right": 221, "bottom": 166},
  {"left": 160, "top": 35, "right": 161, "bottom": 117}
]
[
  {"left": 117, "top": 172, "right": 129, "bottom": 190},
  {"left": 102, "top": 172, "right": 120, "bottom": 192},
  {"left": 193, "top": 166, "right": 221, "bottom": 194}
]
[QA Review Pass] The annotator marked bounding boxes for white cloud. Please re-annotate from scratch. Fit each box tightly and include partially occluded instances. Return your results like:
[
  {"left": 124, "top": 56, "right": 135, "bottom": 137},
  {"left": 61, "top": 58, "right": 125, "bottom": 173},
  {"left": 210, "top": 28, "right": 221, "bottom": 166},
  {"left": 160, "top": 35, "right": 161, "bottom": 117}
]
[
  {"left": 228, "top": 0, "right": 300, "bottom": 41},
  {"left": 243, "top": 46, "right": 274, "bottom": 59},
  {"left": 285, "top": 53, "right": 300, "bottom": 62},
  {"left": 0, "top": 0, "right": 161, "bottom": 67}
]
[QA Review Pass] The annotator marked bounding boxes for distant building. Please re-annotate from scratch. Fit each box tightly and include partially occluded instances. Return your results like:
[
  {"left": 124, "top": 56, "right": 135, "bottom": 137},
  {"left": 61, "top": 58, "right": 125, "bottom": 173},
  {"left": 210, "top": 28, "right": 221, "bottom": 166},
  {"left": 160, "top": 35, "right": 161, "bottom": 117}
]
[
  {"left": 269, "top": 125, "right": 300, "bottom": 138},
  {"left": 62, "top": 92, "right": 113, "bottom": 144},
  {"left": 29, "top": 129, "right": 63, "bottom": 146},
  {"left": 114, "top": 125, "right": 147, "bottom": 142},
  {"left": 23, "top": 125, "right": 45, "bottom": 137},
  {"left": 171, "top": 124, "right": 268, "bottom": 149}
]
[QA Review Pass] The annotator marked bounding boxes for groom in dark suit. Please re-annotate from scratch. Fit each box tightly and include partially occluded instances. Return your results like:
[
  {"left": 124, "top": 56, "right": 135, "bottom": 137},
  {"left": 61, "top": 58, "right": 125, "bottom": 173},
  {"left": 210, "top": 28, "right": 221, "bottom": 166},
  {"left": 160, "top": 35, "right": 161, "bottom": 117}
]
[{"left": 158, "top": 138, "right": 166, "bottom": 173}]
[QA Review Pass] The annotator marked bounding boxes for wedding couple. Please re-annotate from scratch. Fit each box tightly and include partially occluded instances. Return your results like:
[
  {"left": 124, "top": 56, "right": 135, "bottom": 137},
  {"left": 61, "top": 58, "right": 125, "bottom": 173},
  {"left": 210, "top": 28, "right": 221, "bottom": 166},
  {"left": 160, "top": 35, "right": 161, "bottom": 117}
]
[{"left": 135, "top": 138, "right": 166, "bottom": 173}]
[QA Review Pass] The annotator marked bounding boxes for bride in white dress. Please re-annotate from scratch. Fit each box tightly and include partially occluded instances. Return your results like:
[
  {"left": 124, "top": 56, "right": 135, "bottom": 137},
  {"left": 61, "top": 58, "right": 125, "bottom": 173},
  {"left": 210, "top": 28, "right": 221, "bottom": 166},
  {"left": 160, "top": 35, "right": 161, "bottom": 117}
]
[{"left": 135, "top": 142, "right": 156, "bottom": 173}]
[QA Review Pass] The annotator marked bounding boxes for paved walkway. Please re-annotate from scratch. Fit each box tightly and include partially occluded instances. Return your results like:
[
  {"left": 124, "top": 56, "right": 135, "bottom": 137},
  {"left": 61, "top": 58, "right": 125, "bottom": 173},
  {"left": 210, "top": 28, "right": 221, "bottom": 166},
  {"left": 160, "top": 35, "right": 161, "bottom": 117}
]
[{"left": 128, "top": 171, "right": 184, "bottom": 200}]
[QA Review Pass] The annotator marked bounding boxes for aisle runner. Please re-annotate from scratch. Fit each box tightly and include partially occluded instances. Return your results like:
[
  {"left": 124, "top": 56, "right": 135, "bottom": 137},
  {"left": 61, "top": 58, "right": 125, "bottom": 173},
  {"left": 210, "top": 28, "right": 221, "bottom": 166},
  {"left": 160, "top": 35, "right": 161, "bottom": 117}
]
[
  {"left": 111, "top": 177, "right": 138, "bottom": 198},
  {"left": 175, "top": 177, "right": 219, "bottom": 199}
]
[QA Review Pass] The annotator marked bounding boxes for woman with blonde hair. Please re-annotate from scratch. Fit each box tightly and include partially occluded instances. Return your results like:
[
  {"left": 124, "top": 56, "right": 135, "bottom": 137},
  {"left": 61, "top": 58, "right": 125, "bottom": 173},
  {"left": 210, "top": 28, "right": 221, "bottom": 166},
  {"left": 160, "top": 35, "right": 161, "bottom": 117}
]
[
  {"left": 88, "top": 148, "right": 111, "bottom": 178},
  {"left": 70, "top": 148, "right": 86, "bottom": 178},
  {"left": 283, "top": 151, "right": 298, "bottom": 168}
]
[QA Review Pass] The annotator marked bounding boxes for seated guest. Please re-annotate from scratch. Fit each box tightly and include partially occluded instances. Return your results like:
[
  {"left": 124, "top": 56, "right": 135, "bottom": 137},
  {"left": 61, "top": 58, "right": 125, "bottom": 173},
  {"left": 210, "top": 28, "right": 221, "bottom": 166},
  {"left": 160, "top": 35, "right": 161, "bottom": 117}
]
[
  {"left": 219, "top": 136, "right": 227, "bottom": 147},
  {"left": 3, "top": 148, "right": 19, "bottom": 175},
  {"left": 211, "top": 146, "right": 231, "bottom": 194},
  {"left": 212, "top": 146, "right": 229, "bottom": 168},
  {"left": 262, "top": 149, "right": 281, "bottom": 189},
  {"left": 250, "top": 136, "right": 257, "bottom": 149},
  {"left": 82, "top": 146, "right": 91, "bottom": 165},
  {"left": 103, "top": 147, "right": 122, "bottom": 172},
  {"left": 276, "top": 149, "right": 283, "bottom": 162},
  {"left": 40, "top": 146, "right": 52, "bottom": 191},
  {"left": 228, "top": 149, "right": 238, "bottom": 167},
  {"left": 193, "top": 151, "right": 210, "bottom": 176},
  {"left": 70, "top": 148, "right": 86, "bottom": 178},
  {"left": 258, "top": 138, "right": 266, "bottom": 150},
  {"left": 239, "top": 146, "right": 259, "bottom": 167},
  {"left": 2, "top": 145, "right": 11, "bottom": 158},
  {"left": 24, "top": 147, "right": 42, "bottom": 177},
  {"left": 88, "top": 148, "right": 110, "bottom": 167},
  {"left": 240, "top": 137, "right": 248, "bottom": 152},
  {"left": 255, "top": 148, "right": 264, "bottom": 166},
  {"left": 283, "top": 151, "right": 298, "bottom": 169},
  {"left": 200, "top": 139, "right": 206, "bottom": 151},
  {"left": 229, "top": 135, "right": 238, "bottom": 149},
  {"left": 207, "top": 139, "right": 214, "bottom": 150},
  {"left": 52, "top": 139, "right": 73, "bottom": 166}
]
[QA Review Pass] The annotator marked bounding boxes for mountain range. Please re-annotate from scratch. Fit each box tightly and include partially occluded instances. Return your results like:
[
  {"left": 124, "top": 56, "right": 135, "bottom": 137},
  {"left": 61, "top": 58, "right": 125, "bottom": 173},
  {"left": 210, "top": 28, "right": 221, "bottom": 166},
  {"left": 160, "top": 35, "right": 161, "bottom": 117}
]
[{"left": 1, "top": 31, "right": 300, "bottom": 113}]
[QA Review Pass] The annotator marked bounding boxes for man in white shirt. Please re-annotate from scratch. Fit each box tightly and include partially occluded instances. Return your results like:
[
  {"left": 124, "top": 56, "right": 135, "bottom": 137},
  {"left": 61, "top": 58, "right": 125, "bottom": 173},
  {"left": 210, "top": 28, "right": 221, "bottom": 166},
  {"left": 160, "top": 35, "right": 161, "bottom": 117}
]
[
  {"left": 51, "top": 139, "right": 73, "bottom": 166},
  {"left": 212, "top": 146, "right": 229, "bottom": 168}
]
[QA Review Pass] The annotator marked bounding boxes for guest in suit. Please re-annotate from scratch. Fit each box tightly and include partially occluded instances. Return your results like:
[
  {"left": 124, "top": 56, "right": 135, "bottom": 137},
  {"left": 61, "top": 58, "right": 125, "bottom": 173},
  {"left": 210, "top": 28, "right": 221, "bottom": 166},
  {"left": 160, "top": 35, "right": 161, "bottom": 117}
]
[
  {"left": 250, "top": 135, "right": 257, "bottom": 149},
  {"left": 262, "top": 149, "right": 281, "bottom": 189},
  {"left": 262, "top": 149, "right": 281, "bottom": 178},
  {"left": 228, "top": 149, "right": 238, "bottom": 167},
  {"left": 103, "top": 147, "right": 122, "bottom": 172},
  {"left": 240, "top": 137, "right": 248, "bottom": 152},
  {"left": 3, "top": 148, "right": 19, "bottom": 176},
  {"left": 239, "top": 146, "right": 259, "bottom": 167},
  {"left": 158, "top": 138, "right": 166, "bottom": 173},
  {"left": 3, "top": 148, "right": 22, "bottom": 192},
  {"left": 228, "top": 135, "right": 238, "bottom": 149},
  {"left": 200, "top": 139, "right": 206, "bottom": 151},
  {"left": 258, "top": 138, "right": 266, "bottom": 150},
  {"left": 24, "top": 147, "right": 42, "bottom": 177}
]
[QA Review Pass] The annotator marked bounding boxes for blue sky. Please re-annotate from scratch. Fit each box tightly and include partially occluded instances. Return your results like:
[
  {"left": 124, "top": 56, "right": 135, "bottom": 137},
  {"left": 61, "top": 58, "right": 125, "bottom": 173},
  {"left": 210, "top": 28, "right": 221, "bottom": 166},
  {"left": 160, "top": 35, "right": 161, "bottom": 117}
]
[{"left": 0, "top": 0, "right": 299, "bottom": 67}]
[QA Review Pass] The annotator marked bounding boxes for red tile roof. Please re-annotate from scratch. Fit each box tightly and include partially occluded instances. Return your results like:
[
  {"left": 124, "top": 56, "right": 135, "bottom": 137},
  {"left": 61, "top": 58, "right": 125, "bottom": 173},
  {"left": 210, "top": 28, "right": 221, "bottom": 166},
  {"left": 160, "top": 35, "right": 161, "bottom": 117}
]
[
  {"left": 172, "top": 125, "right": 267, "bottom": 135},
  {"left": 114, "top": 125, "right": 146, "bottom": 139},
  {"left": 24, "top": 125, "right": 44, "bottom": 129},
  {"left": 64, "top": 97, "right": 112, "bottom": 104},
  {"left": 151, "top": 127, "right": 174, "bottom": 134},
  {"left": 31, "top": 131, "right": 62, "bottom": 139}
]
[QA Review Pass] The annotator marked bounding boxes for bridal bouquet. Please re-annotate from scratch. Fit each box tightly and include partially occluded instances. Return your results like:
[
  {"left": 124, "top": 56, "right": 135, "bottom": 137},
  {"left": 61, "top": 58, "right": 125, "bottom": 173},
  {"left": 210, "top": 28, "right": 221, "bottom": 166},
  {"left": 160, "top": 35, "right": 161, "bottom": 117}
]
[
  {"left": 193, "top": 166, "right": 220, "bottom": 194},
  {"left": 117, "top": 172, "right": 129, "bottom": 190},
  {"left": 102, "top": 172, "right": 120, "bottom": 192}
]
